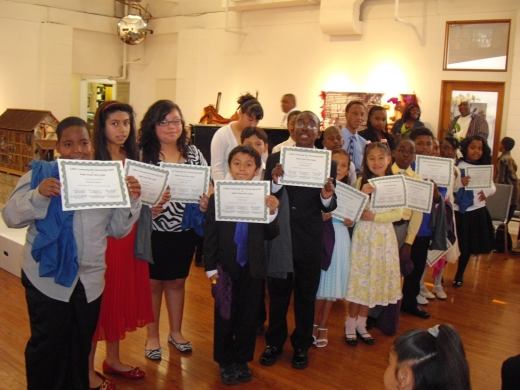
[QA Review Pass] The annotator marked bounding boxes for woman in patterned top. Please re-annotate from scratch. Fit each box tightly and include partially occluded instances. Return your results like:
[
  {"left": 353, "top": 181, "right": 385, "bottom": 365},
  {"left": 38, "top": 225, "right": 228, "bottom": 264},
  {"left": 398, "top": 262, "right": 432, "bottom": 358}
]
[{"left": 139, "top": 100, "right": 207, "bottom": 359}]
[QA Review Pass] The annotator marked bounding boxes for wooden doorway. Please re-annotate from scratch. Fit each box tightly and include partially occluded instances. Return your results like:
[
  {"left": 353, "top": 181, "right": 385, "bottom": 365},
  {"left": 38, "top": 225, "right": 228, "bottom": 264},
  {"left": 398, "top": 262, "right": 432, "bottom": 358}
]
[{"left": 438, "top": 80, "right": 505, "bottom": 161}]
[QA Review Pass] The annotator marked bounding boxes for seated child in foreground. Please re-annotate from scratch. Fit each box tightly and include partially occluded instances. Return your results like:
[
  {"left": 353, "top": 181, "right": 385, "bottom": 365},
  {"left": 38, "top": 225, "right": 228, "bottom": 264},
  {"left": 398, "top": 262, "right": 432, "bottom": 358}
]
[{"left": 384, "top": 324, "right": 471, "bottom": 390}]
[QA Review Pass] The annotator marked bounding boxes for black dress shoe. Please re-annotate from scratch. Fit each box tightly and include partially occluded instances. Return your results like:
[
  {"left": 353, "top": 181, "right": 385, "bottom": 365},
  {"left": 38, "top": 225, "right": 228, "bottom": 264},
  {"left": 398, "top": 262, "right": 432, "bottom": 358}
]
[
  {"left": 219, "top": 363, "right": 238, "bottom": 385},
  {"left": 235, "top": 363, "right": 252, "bottom": 382},
  {"left": 356, "top": 330, "right": 375, "bottom": 345},
  {"left": 453, "top": 280, "right": 463, "bottom": 287},
  {"left": 291, "top": 349, "right": 309, "bottom": 369},
  {"left": 259, "top": 346, "right": 283, "bottom": 366},
  {"left": 401, "top": 305, "right": 430, "bottom": 319}
]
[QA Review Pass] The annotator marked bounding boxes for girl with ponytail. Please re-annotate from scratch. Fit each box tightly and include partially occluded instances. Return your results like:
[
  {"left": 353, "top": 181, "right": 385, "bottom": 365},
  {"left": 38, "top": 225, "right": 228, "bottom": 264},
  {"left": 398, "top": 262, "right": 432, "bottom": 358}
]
[{"left": 384, "top": 324, "right": 471, "bottom": 390}]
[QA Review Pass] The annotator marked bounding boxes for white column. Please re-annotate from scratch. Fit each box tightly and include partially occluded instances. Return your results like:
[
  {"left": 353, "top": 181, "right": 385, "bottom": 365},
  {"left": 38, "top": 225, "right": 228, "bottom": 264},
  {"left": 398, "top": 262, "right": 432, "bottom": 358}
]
[
  {"left": 175, "top": 29, "right": 208, "bottom": 122},
  {"left": 40, "top": 23, "right": 73, "bottom": 120}
]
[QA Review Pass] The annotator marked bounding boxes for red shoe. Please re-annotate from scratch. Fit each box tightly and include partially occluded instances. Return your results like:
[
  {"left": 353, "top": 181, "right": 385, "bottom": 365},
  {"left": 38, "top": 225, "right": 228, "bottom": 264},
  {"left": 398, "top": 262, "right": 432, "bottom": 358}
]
[
  {"left": 90, "top": 371, "right": 116, "bottom": 390},
  {"left": 102, "top": 360, "right": 145, "bottom": 379}
]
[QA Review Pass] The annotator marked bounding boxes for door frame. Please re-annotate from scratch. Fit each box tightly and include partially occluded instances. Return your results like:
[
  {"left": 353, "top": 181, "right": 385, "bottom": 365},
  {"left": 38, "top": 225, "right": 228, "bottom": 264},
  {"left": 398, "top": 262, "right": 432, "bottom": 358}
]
[{"left": 438, "top": 80, "right": 505, "bottom": 162}]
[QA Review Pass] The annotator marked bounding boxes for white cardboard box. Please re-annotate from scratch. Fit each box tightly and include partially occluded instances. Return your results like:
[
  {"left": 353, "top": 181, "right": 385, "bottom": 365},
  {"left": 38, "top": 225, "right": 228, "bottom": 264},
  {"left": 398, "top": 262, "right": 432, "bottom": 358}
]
[
  {"left": 0, "top": 219, "right": 26, "bottom": 277},
  {"left": 0, "top": 235, "right": 24, "bottom": 277}
]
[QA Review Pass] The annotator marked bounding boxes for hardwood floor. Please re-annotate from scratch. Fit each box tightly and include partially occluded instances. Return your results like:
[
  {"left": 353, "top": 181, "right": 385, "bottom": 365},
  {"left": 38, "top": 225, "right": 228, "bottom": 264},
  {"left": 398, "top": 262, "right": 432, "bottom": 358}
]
[{"left": 1, "top": 252, "right": 519, "bottom": 389}]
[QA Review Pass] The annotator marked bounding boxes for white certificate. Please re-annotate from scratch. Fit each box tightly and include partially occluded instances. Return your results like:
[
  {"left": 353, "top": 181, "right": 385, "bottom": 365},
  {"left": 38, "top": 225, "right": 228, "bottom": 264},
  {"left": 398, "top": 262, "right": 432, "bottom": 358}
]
[
  {"left": 415, "top": 155, "right": 453, "bottom": 188},
  {"left": 279, "top": 147, "right": 331, "bottom": 188},
  {"left": 161, "top": 163, "right": 211, "bottom": 203},
  {"left": 466, "top": 165, "right": 494, "bottom": 189},
  {"left": 332, "top": 181, "right": 369, "bottom": 222},
  {"left": 368, "top": 175, "right": 407, "bottom": 211},
  {"left": 125, "top": 159, "right": 169, "bottom": 207},
  {"left": 214, "top": 180, "right": 270, "bottom": 223},
  {"left": 404, "top": 177, "right": 434, "bottom": 213},
  {"left": 58, "top": 159, "right": 130, "bottom": 211},
  {"left": 427, "top": 241, "right": 452, "bottom": 267}
]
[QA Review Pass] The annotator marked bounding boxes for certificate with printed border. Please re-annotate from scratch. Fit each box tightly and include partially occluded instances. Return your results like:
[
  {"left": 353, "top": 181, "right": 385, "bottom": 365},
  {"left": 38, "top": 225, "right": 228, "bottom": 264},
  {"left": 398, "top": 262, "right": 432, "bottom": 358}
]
[
  {"left": 427, "top": 241, "right": 452, "bottom": 267},
  {"left": 368, "top": 175, "right": 407, "bottom": 211},
  {"left": 125, "top": 159, "right": 169, "bottom": 207},
  {"left": 466, "top": 165, "right": 494, "bottom": 189},
  {"left": 161, "top": 163, "right": 210, "bottom": 203},
  {"left": 332, "top": 181, "right": 369, "bottom": 222},
  {"left": 58, "top": 159, "right": 130, "bottom": 211},
  {"left": 415, "top": 155, "right": 453, "bottom": 188},
  {"left": 279, "top": 147, "right": 331, "bottom": 188},
  {"left": 214, "top": 180, "right": 270, "bottom": 223},
  {"left": 404, "top": 176, "right": 434, "bottom": 213}
]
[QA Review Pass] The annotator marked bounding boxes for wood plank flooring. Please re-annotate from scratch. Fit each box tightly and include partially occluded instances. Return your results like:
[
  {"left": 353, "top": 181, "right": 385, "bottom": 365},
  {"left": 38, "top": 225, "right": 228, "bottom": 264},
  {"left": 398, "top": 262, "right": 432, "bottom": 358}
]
[{"left": 1, "top": 252, "right": 520, "bottom": 389}]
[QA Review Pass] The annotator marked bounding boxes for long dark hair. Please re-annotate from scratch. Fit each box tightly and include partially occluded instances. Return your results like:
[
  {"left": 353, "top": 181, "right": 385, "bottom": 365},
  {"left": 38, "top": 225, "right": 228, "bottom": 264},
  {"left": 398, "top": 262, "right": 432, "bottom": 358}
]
[
  {"left": 237, "top": 93, "right": 263, "bottom": 120},
  {"left": 392, "top": 324, "right": 471, "bottom": 390},
  {"left": 93, "top": 101, "right": 139, "bottom": 161},
  {"left": 138, "top": 100, "right": 188, "bottom": 165},
  {"left": 331, "top": 148, "right": 351, "bottom": 185},
  {"left": 402, "top": 103, "right": 421, "bottom": 122},
  {"left": 459, "top": 135, "right": 492, "bottom": 165},
  {"left": 366, "top": 105, "right": 387, "bottom": 134},
  {"left": 360, "top": 142, "right": 392, "bottom": 186}
]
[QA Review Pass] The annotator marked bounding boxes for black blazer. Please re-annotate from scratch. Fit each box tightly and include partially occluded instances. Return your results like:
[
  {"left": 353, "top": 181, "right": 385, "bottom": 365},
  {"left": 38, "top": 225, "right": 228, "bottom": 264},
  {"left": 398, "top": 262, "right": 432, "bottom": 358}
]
[
  {"left": 203, "top": 194, "right": 280, "bottom": 280},
  {"left": 264, "top": 152, "right": 337, "bottom": 262}
]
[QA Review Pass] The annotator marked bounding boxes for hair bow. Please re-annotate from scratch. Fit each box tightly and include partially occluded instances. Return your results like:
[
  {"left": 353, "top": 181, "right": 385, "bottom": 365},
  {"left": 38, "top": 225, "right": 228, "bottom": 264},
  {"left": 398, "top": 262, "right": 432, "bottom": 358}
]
[
  {"left": 365, "top": 140, "right": 372, "bottom": 146},
  {"left": 428, "top": 325, "right": 440, "bottom": 338}
]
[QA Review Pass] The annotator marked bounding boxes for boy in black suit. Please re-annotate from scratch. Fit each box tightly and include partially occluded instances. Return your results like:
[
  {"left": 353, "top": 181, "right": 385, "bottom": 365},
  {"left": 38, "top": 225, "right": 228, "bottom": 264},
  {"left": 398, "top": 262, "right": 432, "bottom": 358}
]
[
  {"left": 204, "top": 145, "right": 280, "bottom": 385},
  {"left": 260, "top": 111, "right": 337, "bottom": 370}
]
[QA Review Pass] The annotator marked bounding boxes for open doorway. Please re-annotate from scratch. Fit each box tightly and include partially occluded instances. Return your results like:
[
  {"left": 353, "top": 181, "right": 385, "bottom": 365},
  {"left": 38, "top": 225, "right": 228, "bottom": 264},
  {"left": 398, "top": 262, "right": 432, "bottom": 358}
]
[{"left": 438, "top": 80, "right": 505, "bottom": 161}]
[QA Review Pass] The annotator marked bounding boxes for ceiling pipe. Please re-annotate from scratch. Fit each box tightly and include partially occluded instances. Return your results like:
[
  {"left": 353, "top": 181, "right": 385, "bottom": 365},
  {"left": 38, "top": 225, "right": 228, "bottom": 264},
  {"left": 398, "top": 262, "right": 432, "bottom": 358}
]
[
  {"left": 225, "top": 0, "right": 247, "bottom": 35},
  {"left": 395, "top": 0, "right": 415, "bottom": 28}
]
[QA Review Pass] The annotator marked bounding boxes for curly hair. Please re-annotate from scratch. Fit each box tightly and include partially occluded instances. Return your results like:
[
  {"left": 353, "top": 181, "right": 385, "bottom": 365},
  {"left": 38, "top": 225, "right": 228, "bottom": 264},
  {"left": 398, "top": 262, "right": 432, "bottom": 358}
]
[
  {"left": 138, "top": 100, "right": 188, "bottom": 165},
  {"left": 93, "top": 101, "right": 139, "bottom": 161},
  {"left": 459, "top": 135, "right": 492, "bottom": 165}
]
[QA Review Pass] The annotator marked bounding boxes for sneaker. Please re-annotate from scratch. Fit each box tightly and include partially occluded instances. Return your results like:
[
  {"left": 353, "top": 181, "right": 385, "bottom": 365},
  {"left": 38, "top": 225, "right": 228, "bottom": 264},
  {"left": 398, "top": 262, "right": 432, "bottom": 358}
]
[
  {"left": 434, "top": 285, "right": 447, "bottom": 300},
  {"left": 420, "top": 286, "right": 435, "bottom": 299},
  {"left": 416, "top": 294, "right": 428, "bottom": 305},
  {"left": 235, "top": 363, "right": 252, "bottom": 382},
  {"left": 219, "top": 363, "right": 238, "bottom": 385}
]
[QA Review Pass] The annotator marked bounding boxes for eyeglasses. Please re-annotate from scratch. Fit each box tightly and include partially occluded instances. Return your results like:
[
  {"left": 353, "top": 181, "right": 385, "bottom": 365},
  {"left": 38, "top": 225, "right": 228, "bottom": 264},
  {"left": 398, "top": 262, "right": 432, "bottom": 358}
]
[
  {"left": 396, "top": 149, "right": 415, "bottom": 156},
  {"left": 295, "top": 123, "right": 318, "bottom": 131},
  {"left": 157, "top": 119, "right": 182, "bottom": 127}
]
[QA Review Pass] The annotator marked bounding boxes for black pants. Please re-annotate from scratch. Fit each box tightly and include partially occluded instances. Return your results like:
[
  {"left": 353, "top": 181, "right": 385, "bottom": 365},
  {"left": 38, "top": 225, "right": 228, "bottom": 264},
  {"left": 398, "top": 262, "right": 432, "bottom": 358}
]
[
  {"left": 401, "top": 236, "right": 430, "bottom": 310},
  {"left": 502, "top": 354, "right": 520, "bottom": 390},
  {"left": 265, "top": 257, "right": 321, "bottom": 352},
  {"left": 22, "top": 272, "right": 102, "bottom": 390},
  {"left": 213, "top": 263, "right": 262, "bottom": 365}
]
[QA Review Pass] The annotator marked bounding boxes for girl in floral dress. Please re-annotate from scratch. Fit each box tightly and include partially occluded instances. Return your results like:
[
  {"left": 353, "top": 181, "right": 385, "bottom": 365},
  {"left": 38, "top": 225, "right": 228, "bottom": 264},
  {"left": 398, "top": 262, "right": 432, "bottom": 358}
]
[{"left": 344, "top": 142, "right": 403, "bottom": 346}]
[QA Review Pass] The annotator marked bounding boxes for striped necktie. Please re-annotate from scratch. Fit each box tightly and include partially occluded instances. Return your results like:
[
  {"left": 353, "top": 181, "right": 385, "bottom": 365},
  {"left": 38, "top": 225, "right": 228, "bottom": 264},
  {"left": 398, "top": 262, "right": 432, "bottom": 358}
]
[{"left": 347, "top": 136, "right": 356, "bottom": 168}]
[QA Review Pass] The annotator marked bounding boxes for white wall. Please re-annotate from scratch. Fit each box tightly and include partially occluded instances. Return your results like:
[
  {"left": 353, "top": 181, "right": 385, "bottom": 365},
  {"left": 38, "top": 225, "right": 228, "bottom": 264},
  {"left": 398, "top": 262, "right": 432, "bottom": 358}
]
[{"left": 0, "top": 0, "right": 519, "bottom": 162}]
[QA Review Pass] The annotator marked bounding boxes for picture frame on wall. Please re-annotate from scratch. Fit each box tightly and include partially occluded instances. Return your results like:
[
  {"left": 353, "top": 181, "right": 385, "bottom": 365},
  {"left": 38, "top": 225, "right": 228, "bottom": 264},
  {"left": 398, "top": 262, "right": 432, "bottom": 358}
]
[{"left": 443, "top": 20, "right": 511, "bottom": 72}]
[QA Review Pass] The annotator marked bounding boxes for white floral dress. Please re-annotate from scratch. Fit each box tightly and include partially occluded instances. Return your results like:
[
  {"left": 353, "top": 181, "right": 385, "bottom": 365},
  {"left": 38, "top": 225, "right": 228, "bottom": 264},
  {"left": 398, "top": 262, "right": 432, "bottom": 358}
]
[{"left": 346, "top": 184, "right": 403, "bottom": 307}]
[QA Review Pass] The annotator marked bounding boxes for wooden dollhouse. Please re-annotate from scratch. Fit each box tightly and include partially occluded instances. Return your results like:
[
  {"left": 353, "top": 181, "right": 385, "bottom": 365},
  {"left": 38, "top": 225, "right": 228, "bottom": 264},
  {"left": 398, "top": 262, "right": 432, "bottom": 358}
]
[{"left": 0, "top": 109, "right": 59, "bottom": 176}]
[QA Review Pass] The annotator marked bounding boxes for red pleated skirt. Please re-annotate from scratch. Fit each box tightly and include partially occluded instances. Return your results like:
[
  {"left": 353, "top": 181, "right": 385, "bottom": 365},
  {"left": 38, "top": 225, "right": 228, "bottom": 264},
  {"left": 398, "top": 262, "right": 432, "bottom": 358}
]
[{"left": 93, "top": 224, "right": 154, "bottom": 342}]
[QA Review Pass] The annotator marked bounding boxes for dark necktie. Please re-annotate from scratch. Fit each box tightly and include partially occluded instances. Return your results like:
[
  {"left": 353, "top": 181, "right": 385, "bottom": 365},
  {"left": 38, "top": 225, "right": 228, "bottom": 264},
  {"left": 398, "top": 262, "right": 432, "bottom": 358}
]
[
  {"left": 234, "top": 222, "right": 248, "bottom": 267},
  {"left": 347, "top": 136, "right": 356, "bottom": 167}
]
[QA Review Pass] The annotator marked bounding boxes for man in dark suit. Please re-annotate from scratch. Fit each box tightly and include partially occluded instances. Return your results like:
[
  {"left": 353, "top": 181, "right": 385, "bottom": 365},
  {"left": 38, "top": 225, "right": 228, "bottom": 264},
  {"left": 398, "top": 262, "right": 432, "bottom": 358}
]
[
  {"left": 260, "top": 111, "right": 337, "bottom": 370},
  {"left": 204, "top": 145, "right": 280, "bottom": 385}
]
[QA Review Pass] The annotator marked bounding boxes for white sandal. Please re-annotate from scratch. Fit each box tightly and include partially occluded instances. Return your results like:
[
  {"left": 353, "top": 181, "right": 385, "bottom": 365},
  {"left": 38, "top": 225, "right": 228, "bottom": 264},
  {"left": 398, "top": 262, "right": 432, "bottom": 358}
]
[
  {"left": 315, "top": 328, "right": 328, "bottom": 348},
  {"left": 312, "top": 324, "right": 318, "bottom": 344}
]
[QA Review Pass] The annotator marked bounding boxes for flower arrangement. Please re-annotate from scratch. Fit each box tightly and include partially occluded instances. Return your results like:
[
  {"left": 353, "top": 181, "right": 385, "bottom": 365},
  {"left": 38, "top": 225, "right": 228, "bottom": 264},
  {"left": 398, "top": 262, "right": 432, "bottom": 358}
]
[{"left": 451, "top": 93, "right": 481, "bottom": 106}]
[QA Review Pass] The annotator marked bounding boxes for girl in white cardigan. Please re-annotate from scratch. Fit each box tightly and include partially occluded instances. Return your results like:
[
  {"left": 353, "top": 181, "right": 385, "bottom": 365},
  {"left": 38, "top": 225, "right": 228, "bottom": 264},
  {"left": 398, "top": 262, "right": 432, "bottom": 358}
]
[{"left": 210, "top": 93, "right": 264, "bottom": 180}]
